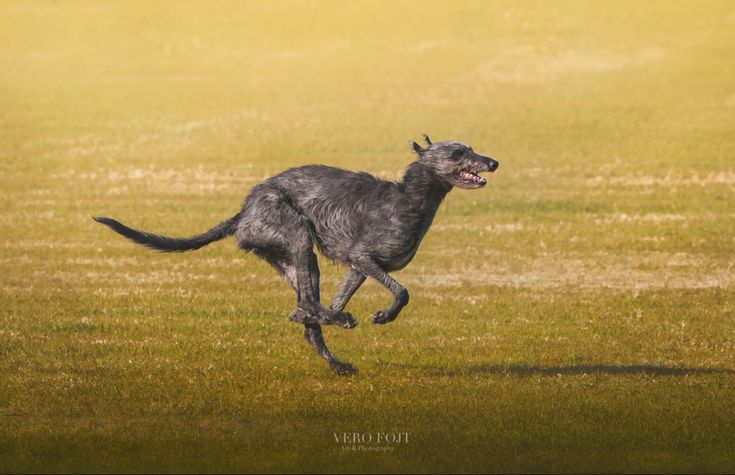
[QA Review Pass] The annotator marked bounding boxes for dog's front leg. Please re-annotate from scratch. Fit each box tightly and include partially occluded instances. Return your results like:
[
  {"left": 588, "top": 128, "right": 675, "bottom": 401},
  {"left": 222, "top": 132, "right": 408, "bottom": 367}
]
[
  {"left": 351, "top": 257, "right": 409, "bottom": 324},
  {"left": 331, "top": 268, "right": 366, "bottom": 312}
]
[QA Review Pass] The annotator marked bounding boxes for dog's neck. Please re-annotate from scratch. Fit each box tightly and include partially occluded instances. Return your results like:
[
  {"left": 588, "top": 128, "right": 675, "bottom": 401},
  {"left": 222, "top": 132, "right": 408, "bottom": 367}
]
[{"left": 400, "top": 161, "right": 452, "bottom": 211}]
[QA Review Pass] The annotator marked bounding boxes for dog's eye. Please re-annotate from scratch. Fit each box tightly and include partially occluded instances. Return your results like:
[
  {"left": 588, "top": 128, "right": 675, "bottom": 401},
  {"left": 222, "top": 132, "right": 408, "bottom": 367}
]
[{"left": 451, "top": 149, "right": 465, "bottom": 160}]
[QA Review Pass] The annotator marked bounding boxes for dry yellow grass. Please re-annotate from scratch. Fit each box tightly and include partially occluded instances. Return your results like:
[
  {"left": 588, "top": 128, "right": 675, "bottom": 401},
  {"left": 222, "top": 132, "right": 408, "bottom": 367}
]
[{"left": 1, "top": 1, "right": 734, "bottom": 472}]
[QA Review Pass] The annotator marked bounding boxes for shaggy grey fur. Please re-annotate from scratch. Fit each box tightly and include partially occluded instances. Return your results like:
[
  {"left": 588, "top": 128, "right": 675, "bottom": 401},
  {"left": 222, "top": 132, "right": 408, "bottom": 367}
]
[{"left": 94, "top": 136, "right": 499, "bottom": 375}]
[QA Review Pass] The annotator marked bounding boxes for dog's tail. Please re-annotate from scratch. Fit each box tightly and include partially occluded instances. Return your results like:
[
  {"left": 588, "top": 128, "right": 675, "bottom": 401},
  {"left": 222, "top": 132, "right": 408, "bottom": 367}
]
[{"left": 92, "top": 213, "right": 240, "bottom": 252}]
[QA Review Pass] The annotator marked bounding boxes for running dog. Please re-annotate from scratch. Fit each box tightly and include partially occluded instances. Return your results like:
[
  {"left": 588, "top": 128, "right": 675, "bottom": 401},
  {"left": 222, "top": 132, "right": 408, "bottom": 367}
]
[{"left": 94, "top": 136, "right": 499, "bottom": 375}]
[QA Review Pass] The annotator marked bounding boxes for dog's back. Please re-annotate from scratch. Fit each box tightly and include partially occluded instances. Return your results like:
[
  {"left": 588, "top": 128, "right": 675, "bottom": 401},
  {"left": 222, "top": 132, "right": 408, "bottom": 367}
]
[{"left": 242, "top": 165, "right": 400, "bottom": 262}]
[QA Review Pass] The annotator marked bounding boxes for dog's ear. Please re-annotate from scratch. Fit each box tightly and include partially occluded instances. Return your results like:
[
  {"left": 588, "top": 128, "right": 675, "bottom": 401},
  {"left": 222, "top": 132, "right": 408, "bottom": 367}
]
[
  {"left": 412, "top": 141, "right": 425, "bottom": 155},
  {"left": 423, "top": 134, "right": 432, "bottom": 146}
]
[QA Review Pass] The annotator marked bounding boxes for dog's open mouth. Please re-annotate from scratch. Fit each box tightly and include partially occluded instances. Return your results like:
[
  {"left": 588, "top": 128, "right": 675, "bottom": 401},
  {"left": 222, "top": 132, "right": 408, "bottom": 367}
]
[{"left": 457, "top": 170, "right": 487, "bottom": 186}]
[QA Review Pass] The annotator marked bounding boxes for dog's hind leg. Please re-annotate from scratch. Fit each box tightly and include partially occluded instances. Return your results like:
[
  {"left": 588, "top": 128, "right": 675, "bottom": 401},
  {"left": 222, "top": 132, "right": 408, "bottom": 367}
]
[
  {"left": 351, "top": 256, "right": 409, "bottom": 325},
  {"left": 264, "top": 257, "right": 357, "bottom": 375},
  {"left": 262, "top": 251, "right": 355, "bottom": 328},
  {"left": 286, "top": 250, "right": 357, "bottom": 329},
  {"left": 237, "top": 188, "right": 355, "bottom": 328},
  {"left": 267, "top": 254, "right": 358, "bottom": 375},
  {"left": 304, "top": 323, "right": 357, "bottom": 376},
  {"left": 236, "top": 188, "right": 357, "bottom": 374},
  {"left": 297, "top": 255, "right": 358, "bottom": 375}
]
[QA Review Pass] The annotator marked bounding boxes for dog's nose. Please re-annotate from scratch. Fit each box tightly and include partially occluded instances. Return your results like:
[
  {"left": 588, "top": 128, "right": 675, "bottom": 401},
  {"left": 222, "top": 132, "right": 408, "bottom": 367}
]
[{"left": 489, "top": 160, "right": 499, "bottom": 172}]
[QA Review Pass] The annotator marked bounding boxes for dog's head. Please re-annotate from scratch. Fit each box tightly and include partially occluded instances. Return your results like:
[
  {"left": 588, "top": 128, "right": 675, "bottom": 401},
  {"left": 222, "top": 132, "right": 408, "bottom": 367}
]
[{"left": 412, "top": 135, "right": 499, "bottom": 189}]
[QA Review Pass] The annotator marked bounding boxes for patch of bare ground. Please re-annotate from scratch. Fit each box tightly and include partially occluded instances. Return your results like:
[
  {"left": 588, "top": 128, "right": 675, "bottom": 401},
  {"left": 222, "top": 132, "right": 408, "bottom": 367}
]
[
  {"left": 1, "top": 240, "right": 93, "bottom": 250},
  {"left": 1, "top": 240, "right": 132, "bottom": 250},
  {"left": 3, "top": 263, "right": 285, "bottom": 295},
  {"left": 34, "top": 269, "right": 217, "bottom": 286},
  {"left": 433, "top": 223, "right": 525, "bottom": 232},
  {"left": 16, "top": 109, "right": 267, "bottom": 160},
  {"left": 593, "top": 213, "right": 687, "bottom": 224},
  {"left": 454, "top": 46, "right": 664, "bottom": 83},
  {"left": 54, "top": 165, "right": 260, "bottom": 194},
  {"left": 408, "top": 252, "right": 734, "bottom": 290},
  {"left": 586, "top": 172, "right": 735, "bottom": 187},
  {"left": 60, "top": 256, "right": 250, "bottom": 268}
]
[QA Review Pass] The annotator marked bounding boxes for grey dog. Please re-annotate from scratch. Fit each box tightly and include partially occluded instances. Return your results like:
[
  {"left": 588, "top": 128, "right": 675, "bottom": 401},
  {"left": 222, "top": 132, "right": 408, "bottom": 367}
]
[{"left": 94, "top": 136, "right": 499, "bottom": 375}]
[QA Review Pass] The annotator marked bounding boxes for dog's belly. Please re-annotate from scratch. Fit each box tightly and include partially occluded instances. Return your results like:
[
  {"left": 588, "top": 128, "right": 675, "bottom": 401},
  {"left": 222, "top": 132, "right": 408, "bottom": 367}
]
[
  {"left": 376, "top": 242, "right": 419, "bottom": 272},
  {"left": 381, "top": 250, "right": 416, "bottom": 271}
]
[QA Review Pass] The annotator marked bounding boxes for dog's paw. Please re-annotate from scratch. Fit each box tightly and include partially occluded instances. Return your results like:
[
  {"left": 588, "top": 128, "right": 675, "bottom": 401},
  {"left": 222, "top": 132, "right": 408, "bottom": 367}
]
[
  {"left": 372, "top": 310, "right": 395, "bottom": 325},
  {"left": 291, "top": 307, "right": 358, "bottom": 328},
  {"left": 330, "top": 360, "right": 358, "bottom": 376},
  {"left": 289, "top": 308, "right": 308, "bottom": 323},
  {"left": 289, "top": 308, "right": 319, "bottom": 324},
  {"left": 331, "top": 311, "right": 358, "bottom": 329}
]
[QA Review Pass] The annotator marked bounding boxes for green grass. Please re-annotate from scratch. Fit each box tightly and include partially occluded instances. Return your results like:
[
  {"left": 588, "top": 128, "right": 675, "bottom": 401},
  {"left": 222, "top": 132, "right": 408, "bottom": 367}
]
[{"left": 1, "top": 1, "right": 734, "bottom": 472}]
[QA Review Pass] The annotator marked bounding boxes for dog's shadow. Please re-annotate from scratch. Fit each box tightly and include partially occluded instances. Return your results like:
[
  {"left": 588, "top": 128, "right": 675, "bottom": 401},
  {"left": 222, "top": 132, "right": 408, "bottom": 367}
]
[{"left": 377, "top": 361, "right": 735, "bottom": 377}]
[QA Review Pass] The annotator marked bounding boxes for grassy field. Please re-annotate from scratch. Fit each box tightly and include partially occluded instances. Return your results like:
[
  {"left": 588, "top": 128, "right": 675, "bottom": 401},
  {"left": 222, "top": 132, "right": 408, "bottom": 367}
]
[{"left": 1, "top": 1, "right": 734, "bottom": 473}]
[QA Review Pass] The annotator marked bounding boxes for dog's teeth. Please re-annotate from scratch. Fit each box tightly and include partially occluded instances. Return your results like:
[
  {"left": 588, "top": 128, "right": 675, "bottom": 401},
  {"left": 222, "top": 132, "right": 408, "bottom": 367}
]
[{"left": 459, "top": 170, "right": 487, "bottom": 184}]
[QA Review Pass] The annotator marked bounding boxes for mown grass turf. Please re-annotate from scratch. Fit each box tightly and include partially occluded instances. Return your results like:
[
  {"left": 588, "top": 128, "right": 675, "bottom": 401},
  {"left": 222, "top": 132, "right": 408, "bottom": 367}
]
[{"left": 1, "top": 1, "right": 734, "bottom": 473}]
